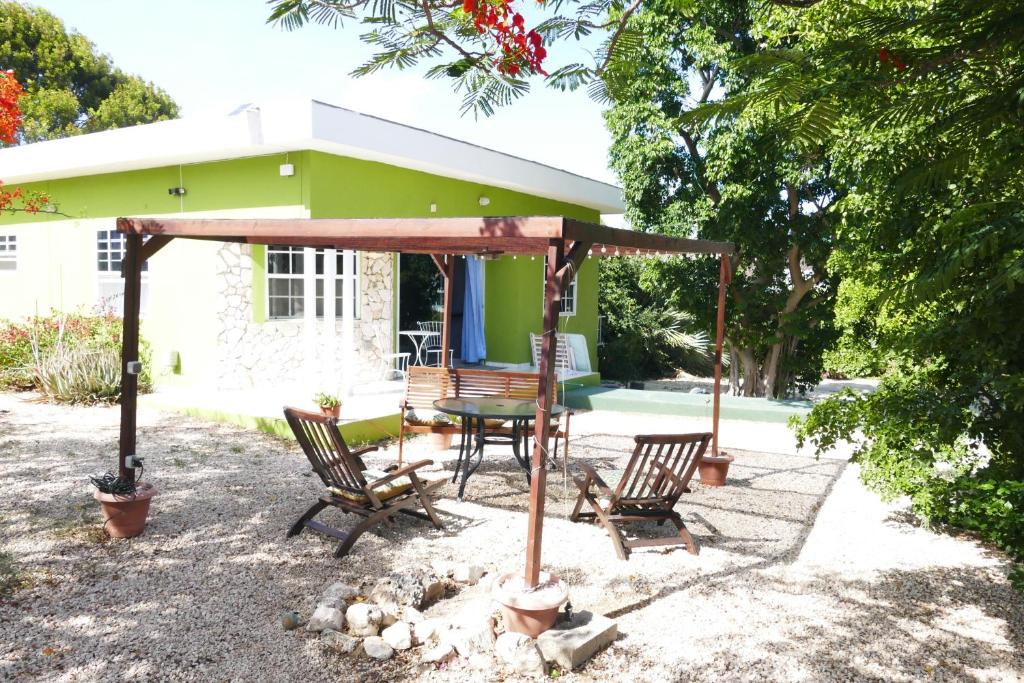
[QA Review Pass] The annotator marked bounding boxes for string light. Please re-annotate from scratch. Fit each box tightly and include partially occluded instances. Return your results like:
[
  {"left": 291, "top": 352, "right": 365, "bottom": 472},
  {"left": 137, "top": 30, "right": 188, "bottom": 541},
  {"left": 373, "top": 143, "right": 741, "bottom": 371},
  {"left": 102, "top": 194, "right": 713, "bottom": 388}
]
[
  {"left": 601, "top": 245, "right": 607, "bottom": 254},
  {"left": 614, "top": 247, "right": 620, "bottom": 257}
]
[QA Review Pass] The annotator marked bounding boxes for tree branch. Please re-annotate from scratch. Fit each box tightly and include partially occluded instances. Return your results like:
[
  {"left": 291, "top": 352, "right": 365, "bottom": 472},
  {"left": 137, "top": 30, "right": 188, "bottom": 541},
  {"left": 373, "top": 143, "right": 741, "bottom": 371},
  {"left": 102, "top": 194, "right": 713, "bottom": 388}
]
[{"left": 680, "top": 129, "right": 722, "bottom": 206}]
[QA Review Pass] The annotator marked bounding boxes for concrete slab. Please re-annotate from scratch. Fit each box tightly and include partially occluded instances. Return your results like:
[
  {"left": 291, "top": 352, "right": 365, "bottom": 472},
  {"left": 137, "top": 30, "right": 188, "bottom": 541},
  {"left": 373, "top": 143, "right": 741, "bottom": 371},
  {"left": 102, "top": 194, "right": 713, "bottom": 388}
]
[{"left": 537, "top": 610, "right": 617, "bottom": 671}]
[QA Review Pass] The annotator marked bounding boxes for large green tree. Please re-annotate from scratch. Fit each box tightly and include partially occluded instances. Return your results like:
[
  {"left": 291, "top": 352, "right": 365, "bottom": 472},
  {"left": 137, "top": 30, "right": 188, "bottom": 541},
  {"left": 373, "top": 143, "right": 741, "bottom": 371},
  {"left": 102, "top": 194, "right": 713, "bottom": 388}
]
[
  {"left": 602, "top": 1, "right": 839, "bottom": 397},
  {"left": 0, "top": 2, "right": 177, "bottom": 143},
  {"left": 709, "top": 0, "right": 1023, "bottom": 575}
]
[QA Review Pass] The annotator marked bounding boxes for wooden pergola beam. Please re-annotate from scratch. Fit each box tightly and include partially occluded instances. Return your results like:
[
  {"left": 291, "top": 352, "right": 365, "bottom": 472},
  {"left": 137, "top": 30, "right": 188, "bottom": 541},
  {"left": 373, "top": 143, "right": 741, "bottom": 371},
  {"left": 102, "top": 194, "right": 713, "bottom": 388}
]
[{"left": 116, "top": 216, "right": 735, "bottom": 257}]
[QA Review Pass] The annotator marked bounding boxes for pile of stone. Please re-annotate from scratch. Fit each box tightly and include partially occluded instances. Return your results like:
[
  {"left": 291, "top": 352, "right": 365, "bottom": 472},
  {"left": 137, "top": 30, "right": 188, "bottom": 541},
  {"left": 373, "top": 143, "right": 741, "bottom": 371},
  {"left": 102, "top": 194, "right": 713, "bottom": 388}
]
[{"left": 288, "top": 561, "right": 617, "bottom": 677}]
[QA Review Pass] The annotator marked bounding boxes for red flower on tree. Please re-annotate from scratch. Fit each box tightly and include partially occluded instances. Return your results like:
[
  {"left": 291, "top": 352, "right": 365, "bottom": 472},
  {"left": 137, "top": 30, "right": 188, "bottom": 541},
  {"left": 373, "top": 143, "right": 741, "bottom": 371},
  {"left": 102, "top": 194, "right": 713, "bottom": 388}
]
[
  {"left": 464, "top": 0, "right": 549, "bottom": 77},
  {"left": 0, "top": 71, "right": 50, "bottom": 214},
  {"left": 0, "top": 70, "right": 24, "bottom": 145}
]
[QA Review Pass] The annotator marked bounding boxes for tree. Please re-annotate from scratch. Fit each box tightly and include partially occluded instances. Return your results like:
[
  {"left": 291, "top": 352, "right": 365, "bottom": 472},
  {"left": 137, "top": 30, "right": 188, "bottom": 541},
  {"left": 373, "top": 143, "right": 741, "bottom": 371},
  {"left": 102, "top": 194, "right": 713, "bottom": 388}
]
[
  {"left": 0, "top": 70, "right": 46, "bottom": 213},
  {"left": 602, "top": 1, "right": 838, "bottom": 397},
  {"left": 0, "top": 2, "right": 178, "bottom": 143},
  {"left": 715, "top": 0, "right": 1023, "bottom": 577}
]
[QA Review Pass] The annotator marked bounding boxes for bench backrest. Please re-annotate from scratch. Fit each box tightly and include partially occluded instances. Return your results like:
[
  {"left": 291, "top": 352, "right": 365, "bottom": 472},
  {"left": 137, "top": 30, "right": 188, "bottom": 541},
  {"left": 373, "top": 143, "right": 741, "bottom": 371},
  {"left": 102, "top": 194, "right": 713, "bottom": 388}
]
[
  {"left": 404, "top": 366, "right": 452, "bottom": 411},
  {"left": 404, "top": 366, "right": 557, "bottom": 410}
]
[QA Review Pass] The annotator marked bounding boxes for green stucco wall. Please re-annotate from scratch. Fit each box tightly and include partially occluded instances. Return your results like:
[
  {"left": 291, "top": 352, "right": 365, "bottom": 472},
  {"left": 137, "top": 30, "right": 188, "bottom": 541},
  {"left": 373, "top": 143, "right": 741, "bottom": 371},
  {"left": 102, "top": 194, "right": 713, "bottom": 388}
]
[
  {"left": 302, "top": 151, "right": 601, "bottom": 364},
  {"left": 1, "top": 149, "right": 603, "bottom": 384}
]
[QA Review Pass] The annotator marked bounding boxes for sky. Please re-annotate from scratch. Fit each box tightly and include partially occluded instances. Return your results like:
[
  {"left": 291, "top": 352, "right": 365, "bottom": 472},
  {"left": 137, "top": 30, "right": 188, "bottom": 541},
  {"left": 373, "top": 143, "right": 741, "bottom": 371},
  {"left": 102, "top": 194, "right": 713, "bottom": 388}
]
[{"left": 28, "top": 0, "right": 620, "bottom": 186}]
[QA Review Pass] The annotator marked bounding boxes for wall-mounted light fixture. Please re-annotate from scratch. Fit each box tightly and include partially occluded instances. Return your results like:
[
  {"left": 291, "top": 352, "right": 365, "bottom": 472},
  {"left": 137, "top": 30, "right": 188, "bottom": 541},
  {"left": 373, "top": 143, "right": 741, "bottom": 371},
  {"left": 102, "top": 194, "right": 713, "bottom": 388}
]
[
  {"left": 168, "top": 187, "right": 186, "bottom": 196},
  {"left": 478, "top": 196, "right": 491, "bottom": 207}
]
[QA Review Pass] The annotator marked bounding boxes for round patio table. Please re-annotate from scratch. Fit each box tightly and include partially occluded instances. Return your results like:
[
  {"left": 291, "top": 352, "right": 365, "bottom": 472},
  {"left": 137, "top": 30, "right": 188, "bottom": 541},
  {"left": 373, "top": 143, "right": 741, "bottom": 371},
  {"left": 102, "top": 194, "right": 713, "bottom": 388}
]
[{"left": 434, "top": 397, "right": 565, "bottom": 500}]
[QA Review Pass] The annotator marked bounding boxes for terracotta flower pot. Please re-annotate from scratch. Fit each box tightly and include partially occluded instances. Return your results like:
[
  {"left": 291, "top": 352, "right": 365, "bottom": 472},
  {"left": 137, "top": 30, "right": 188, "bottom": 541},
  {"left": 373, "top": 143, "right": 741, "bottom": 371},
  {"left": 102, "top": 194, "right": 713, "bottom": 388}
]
[
  {"left": 492, "top": 571, "right": 568, "bottom": 638},
  {"left": 319, "top": 405, "right": 341, "bottom": 419},
  {"left": 698, "top": 453, "right": 734, "bottom": 487},
  {"left": 94, "top": 483, "right": 157, "bottom": 538},
  {"left": 429, "top": 432, "right": 453, "bottom": 451}
]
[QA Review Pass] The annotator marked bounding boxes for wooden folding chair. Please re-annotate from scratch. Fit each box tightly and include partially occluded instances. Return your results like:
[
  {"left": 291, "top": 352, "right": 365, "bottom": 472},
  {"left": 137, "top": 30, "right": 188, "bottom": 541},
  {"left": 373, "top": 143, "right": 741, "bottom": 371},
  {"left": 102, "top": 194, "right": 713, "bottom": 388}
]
[
  {"left": 283, "top": 407, "right": 445, "bottom": 558},
  {"left": 570, "top": 433, "right": 711, "bottom": 560}
]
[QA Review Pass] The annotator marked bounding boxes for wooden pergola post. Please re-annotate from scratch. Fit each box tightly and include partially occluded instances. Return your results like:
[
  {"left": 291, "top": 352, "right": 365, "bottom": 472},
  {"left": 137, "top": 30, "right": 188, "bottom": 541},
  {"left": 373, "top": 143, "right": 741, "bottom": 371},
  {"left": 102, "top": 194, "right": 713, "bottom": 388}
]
[
  {"left": 525, "top": 239, "right": 589, "bottom": 587},
  {"left": 117, "top": 233, "right": 144, "bottom": 483},
  {"left": 711, "top": 254, "right": 731, "bottom": 456}
]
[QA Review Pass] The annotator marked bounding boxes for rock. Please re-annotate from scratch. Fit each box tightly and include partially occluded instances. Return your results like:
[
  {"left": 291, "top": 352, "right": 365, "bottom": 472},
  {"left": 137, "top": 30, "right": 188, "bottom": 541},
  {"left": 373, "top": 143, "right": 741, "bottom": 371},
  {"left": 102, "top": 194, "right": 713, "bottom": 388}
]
[
  {"left": 429, "top": 559, "right": 454, "bottom": 577},
  {"left": 468, "top": 653, "right": 495, "bottom": 670},
  {"left": 322, "top": 582, "right": 360, "bottom": 603},
  {"left": 281, "top": 611, "right": 302, "bottom": 631},
  {"left": 496, "top": 632, "right": 546, "bottom": 677},
  {"left": 449, "top": 615, "right": 495, "bottom": 659},
  {"left": 452, "top": 564, "right": 486, "bottom": 585},
  {"left": 321, "top": 629, "right": 358, "bottom": 654},
  {"left": 307, "top": 605, "right": 345, "bottom": 633},
  {"left": 362, "top": 636, "right": 394, "bottom": 660},
  {"left": 422, "top": 577, "right": 446, "bottom": 605},
  {"left": 403, "top": 606, "right": 425, "bottom": 624},
  {"left": 346, "top": 603, "right": 383, "bottom": 637},
  {"left": 537, "top": 611, "right": 617, "bottom": 671},
  {"left": 370, "top": 573, "right": 426, "bottom": 611},
  {"left": 689, "top": 386, "right": 710, "bottom": 394},
  {"left": 381, "top": 621, "right": 413, "bottom": 650},
  {"left": 413, "top": 618, "right": 445, "bottom": 646},
  {"left": 421, "top": 642, "right": 454, "bottom": 663}
]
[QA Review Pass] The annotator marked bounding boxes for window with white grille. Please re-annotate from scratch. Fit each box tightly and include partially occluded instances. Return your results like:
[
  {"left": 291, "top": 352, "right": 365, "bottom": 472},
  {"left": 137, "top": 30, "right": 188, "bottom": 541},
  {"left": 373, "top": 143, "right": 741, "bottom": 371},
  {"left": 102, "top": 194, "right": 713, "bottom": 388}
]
[
  {"left": 0, "top": 233, "right": 16, "bottom": 272},
  {"left": 96, "top": 229, "right": 149, "bottom": 315},
  {"left": 542, "top": 256, "right": 577, "bottom": 316},
  {"left": 266, "top": 246, "right": 359, "bottom": 320}
]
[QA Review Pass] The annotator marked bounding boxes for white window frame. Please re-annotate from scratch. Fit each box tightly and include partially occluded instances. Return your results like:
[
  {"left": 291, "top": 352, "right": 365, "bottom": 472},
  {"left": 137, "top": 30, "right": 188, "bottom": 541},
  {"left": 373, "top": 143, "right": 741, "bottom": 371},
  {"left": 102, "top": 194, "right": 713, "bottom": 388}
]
[
  {"left": 0, "top": 232, "right": 17, "bottom": 275},
  {"left": 542, "top": 256, "right": 577, "bottom": 316},
  {"left": 265, "top": 245, "right": 360, "bottom": 321},
  {"left": 96, "top": 228, "right": 149, "bottom": 316}
]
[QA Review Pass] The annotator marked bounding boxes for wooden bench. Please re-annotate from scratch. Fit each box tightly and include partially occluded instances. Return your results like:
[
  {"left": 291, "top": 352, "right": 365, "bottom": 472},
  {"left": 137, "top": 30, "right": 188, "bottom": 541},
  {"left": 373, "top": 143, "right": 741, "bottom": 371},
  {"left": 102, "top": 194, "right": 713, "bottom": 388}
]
[{"left": 398, "top": 366, "right": 573, "bottom": 468}]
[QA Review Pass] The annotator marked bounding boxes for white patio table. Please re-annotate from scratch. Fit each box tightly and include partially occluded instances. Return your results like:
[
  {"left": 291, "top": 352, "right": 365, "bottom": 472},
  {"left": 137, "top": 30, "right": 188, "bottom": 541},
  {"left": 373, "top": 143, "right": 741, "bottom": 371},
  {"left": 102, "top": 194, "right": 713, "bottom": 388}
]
[{"left": 399, "top": 329, "right": 440, "bottom": 366}]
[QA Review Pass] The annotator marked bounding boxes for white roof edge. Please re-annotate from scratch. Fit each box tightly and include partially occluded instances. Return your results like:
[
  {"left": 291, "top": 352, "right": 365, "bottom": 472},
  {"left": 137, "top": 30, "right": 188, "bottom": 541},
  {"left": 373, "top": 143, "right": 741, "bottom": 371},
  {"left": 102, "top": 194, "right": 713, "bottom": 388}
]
[{"left": 0, "top": 98, "right": 624, "bottom": 213}]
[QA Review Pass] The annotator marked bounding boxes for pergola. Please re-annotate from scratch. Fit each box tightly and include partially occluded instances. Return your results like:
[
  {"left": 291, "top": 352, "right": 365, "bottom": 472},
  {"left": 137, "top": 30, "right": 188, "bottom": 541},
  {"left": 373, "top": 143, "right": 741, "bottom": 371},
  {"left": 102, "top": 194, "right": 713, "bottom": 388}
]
[{"left": 114, "top": 215, "right": 734, "bottom": 587}]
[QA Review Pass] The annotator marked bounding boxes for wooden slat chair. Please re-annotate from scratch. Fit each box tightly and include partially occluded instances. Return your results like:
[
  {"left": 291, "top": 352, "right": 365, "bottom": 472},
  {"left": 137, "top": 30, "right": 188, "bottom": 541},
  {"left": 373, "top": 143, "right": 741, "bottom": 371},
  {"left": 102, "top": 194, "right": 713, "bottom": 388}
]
[
  {"left": 284, "top": 407, "right": 444, "bottom": 558},
  {"left": 570, "top": 433, "right": 711, "bottom": 560}
]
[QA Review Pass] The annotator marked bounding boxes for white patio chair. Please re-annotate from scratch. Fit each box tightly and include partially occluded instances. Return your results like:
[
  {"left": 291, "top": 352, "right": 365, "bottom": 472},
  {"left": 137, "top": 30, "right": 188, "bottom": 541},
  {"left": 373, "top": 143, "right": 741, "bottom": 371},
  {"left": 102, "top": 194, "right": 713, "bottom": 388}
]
[{"left": 382, "top": 352, "right": 411, "bottom": 380}]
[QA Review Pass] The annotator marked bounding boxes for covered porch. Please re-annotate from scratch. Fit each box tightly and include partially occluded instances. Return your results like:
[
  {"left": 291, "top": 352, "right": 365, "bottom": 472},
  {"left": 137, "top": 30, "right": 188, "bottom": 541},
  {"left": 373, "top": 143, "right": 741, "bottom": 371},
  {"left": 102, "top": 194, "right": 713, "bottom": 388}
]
[{"left": 114, "top": 214, "right": 734, "bottom": 587}]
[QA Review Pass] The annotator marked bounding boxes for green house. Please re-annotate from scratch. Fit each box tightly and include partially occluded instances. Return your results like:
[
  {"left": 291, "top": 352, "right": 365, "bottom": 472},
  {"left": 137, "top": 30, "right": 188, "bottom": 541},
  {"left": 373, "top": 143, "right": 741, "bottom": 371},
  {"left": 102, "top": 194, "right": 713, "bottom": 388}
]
[{"left": 0, "top": 100, "right": 621, "bottom": 412}]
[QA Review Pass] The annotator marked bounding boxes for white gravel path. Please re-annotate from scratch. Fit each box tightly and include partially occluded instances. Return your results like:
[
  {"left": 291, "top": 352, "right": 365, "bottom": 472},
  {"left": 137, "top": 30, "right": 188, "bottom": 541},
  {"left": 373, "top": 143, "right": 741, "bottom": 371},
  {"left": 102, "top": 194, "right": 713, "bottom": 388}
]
[{"left": 0, "top": 393, "right": 1020, "bottom": 682}]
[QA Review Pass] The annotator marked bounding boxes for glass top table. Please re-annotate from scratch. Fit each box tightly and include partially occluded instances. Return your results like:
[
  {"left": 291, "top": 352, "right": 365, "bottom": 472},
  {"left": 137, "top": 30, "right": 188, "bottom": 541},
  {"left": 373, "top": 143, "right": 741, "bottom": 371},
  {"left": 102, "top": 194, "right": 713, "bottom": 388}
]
[{"left": 433, "top": 397, "right": 564, "bottom": 499}]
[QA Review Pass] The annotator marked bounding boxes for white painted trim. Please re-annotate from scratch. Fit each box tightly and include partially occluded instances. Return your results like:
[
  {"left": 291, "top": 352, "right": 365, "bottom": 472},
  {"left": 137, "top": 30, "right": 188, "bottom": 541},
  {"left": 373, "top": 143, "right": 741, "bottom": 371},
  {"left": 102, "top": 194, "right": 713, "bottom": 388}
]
[{"left": 0, "top": 99, "right": 623, "bottom": 213}]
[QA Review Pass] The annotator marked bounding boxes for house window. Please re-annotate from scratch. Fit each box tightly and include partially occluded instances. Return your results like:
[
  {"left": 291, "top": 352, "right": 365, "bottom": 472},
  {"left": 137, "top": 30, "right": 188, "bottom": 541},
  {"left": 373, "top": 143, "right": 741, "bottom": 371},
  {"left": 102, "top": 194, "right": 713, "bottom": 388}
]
[
  {"left": 266, "top": 246, "right": 360, "bottom": 320},
  {"left": 0, "top": 233, "right": 16, "bottom": 272},
  {"left": 96, "top": 229, "right": 149, "bottom": 315},
  {"left": 542, "top": 257, "right": 577, "bottom": 316}
]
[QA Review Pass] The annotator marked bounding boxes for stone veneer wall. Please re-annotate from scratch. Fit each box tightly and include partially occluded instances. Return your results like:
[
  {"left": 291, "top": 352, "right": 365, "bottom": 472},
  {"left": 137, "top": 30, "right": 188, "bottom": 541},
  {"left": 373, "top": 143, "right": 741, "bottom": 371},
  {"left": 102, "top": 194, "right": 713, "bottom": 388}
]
[{"left": 214, "top": 243, "right": 393, "bottom": 390}]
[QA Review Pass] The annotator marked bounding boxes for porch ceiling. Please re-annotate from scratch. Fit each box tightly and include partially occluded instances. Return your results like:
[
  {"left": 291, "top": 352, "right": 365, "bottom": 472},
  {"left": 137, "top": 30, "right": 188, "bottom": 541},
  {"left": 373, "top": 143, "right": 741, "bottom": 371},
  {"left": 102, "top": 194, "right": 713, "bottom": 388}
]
[{"left": 115, "top": 216, "right": 735, "bottom": 256}]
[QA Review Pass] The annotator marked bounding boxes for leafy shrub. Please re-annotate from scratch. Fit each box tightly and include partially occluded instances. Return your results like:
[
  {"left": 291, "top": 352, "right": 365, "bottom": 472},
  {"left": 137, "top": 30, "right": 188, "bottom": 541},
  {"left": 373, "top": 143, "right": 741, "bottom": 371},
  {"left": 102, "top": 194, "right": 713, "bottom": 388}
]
[{"left": 0, "top": 311, "right": 151, "bottom": 402}]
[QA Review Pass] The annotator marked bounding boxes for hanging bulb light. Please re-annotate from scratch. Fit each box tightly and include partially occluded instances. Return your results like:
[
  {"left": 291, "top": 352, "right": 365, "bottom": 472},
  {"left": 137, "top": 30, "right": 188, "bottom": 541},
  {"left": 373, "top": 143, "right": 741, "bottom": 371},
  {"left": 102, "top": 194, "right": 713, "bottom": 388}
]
[
  {"left": 614, "top": 247, "right": 620, "bottom": 257},
  {"left": 601, "top": 245, "right": 607, "bottom": 254},
  {"left": 588, "top": 248, "right": 593, "bottom": 256}
]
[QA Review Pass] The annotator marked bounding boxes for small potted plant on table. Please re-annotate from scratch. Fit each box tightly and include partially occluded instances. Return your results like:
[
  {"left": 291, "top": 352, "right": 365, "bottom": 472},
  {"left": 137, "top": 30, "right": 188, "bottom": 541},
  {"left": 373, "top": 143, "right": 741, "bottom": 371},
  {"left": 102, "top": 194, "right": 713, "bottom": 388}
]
[
  {"left": 314, "top": 392, "right": 342, "bottom": 419},
  {"left": 91, "top": 469, "right": 157, "bottom": 538}
]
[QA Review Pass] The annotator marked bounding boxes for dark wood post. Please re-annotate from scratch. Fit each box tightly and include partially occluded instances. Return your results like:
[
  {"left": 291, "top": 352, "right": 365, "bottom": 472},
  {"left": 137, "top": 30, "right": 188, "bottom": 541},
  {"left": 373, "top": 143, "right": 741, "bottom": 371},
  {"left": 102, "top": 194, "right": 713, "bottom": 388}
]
[
  {"left": 712, "top": 254, "right": 730, "bottom": 456},
  {"left": 440, "top": 255, "right": 455, "bottom": 367},
  {"left": 118, "top": 233, "right": 144, "bottom": 482},
  {"left": 525, "top": 241, "right": 564, "bottom": 587}
]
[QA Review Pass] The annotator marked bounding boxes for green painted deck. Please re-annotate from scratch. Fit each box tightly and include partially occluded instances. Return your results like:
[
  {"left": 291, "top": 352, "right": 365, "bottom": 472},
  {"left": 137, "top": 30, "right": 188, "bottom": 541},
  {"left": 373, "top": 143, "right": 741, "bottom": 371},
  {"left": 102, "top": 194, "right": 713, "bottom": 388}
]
[{"left": 563, "top": 386, "right": 814, "bottom": 423}]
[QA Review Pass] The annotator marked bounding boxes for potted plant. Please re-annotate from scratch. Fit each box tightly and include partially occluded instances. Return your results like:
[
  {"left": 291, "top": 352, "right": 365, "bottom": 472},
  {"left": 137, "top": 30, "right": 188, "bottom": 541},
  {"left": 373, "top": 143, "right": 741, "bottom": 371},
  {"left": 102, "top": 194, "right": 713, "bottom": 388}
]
[
  {"left": 314, "top": 392, "right": 342, "bottom": 419},
  {"left": 698, "top": 451, "right": 734, "bottom": 487},
  {"left": 492, "top": 570, "right": 569, "bottom": 638},
  {"left": 90, "top": 470, "right": 157, "bottom": 538}
]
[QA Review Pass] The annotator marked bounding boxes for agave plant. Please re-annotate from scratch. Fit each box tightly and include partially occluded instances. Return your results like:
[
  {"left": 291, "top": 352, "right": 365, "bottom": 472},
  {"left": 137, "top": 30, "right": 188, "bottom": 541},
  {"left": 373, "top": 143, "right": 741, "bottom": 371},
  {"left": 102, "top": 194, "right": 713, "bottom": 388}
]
[{"left": 34, "top": 346, "right": 122, "bottom": 404}]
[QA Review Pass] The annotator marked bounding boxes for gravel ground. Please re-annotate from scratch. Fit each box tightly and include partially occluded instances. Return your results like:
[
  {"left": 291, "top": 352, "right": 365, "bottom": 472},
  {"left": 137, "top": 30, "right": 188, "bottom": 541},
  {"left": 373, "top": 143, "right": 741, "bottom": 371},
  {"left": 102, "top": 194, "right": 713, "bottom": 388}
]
[{"left": 0, "top": 392, "right": 1021, "bottom": 682}]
